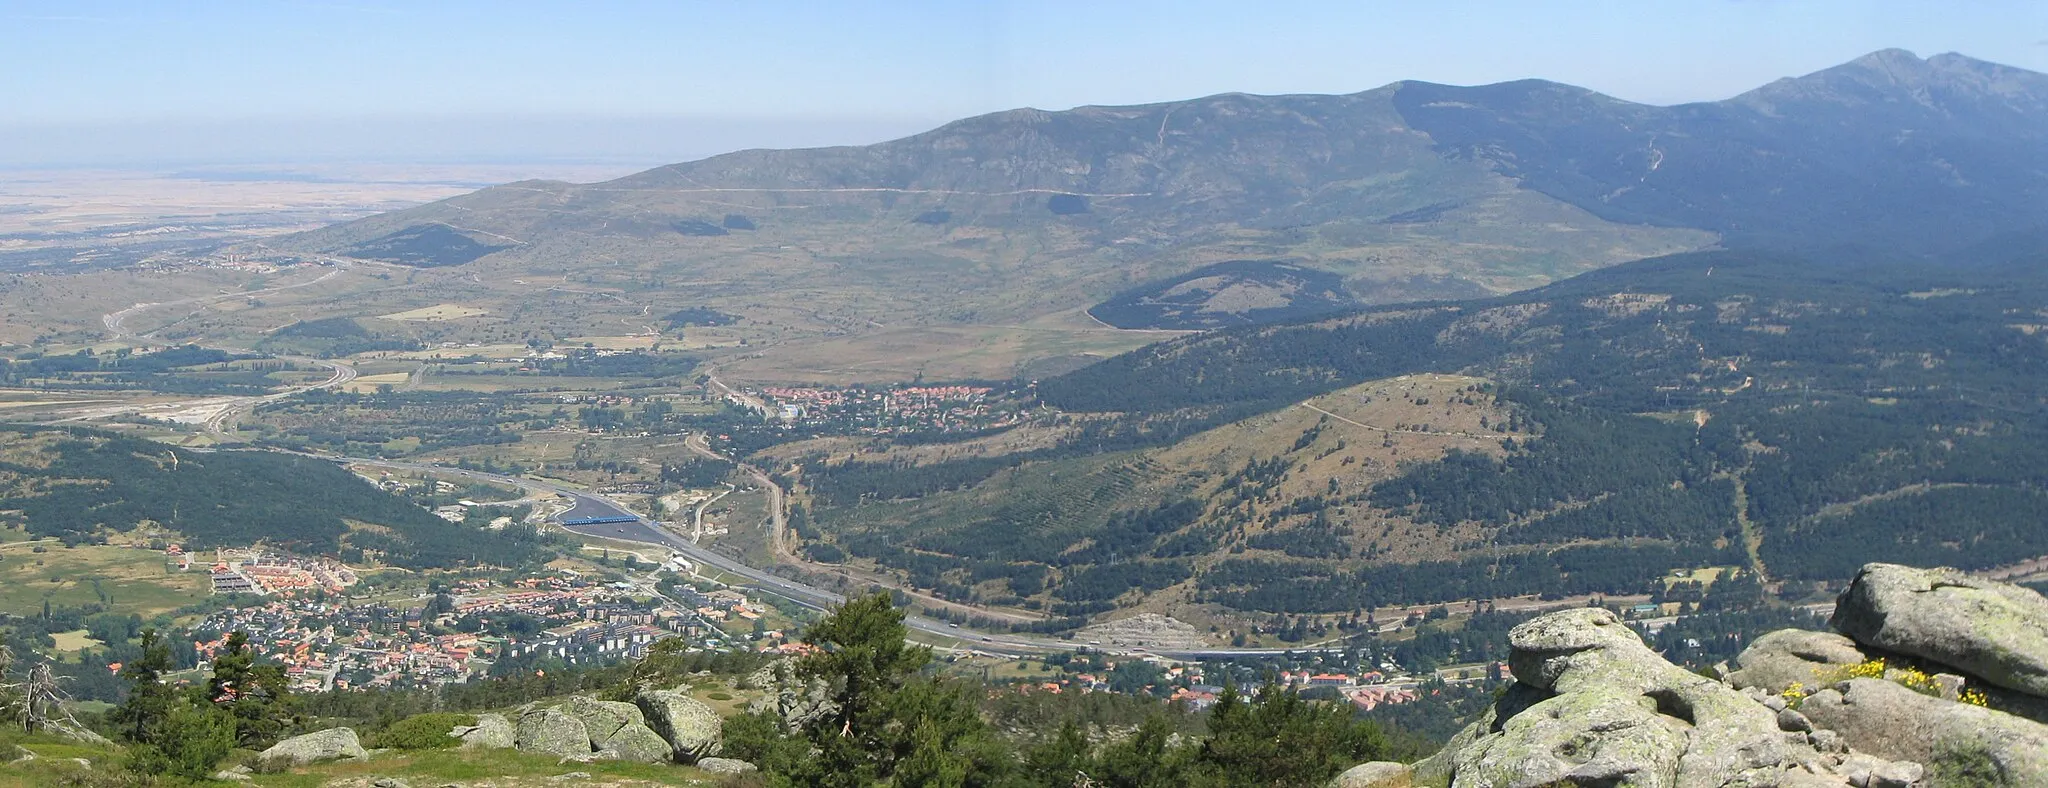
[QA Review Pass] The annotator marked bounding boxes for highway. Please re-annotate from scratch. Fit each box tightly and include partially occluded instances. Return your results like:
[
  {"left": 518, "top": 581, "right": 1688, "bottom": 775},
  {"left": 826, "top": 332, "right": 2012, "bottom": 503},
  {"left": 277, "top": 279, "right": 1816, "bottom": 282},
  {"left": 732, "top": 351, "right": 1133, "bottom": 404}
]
[
  {"left": 332, "top": 455, "right": 1349, "bottom": 660},
  {"left": 87, "top": 263, "right": 360, "bottom": 435}
]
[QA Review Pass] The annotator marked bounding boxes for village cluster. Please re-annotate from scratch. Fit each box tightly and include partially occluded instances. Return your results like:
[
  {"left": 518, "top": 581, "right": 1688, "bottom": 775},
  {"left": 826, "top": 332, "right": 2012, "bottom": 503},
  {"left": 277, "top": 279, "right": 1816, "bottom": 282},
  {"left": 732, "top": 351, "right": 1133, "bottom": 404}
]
[
  {"left": 752, "top": 384, "right": 1018, "bottom": 432},
  {"left": 1019, "top": 661, "right": 1428, "bottom": 713},
  {"left": 186, "top": 553, "right": 790, "bottom": 694}
]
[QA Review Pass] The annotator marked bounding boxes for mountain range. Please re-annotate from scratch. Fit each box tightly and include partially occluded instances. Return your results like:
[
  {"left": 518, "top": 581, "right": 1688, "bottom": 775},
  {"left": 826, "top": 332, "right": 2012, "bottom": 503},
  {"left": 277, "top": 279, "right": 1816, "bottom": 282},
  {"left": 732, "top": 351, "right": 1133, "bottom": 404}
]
[
  {"left": 225, "top": 50, "right": 2048, "bottom": 618},
  {"left": 260, "top": 49, "right": 2048, "bottom": 378}
]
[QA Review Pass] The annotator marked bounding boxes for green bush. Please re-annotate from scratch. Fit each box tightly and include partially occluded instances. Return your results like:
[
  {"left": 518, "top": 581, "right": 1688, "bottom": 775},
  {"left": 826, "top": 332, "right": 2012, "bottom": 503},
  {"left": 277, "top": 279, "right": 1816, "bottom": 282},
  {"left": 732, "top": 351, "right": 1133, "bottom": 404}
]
[
  {"left": 368, "top": 712, "right": 478, "bottom": 750},
  {"left": 124, "top": 704, "right": 236, "bottom": 781}
]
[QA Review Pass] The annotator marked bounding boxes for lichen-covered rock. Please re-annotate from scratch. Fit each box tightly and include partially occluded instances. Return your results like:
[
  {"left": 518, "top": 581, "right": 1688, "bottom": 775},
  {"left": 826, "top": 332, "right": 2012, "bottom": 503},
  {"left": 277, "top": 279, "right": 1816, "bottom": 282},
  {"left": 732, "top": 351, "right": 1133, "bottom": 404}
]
[
  {"left": 1800, "top": 678, "right": 2048, "bottom": 783},
  {"left": 1331, "top": 760, "right": 1412, "bottom": 787},
  {"left": 453, "top": 712, "right": 515, "bottom": 750},
  {"left": 515, "top": 707, "right": 593, "bottom": 759},
  {"left": 602, "top": 722, "right": 673, "bottom": 764},
  {"left": 634, "top": 688, "right": 722, "bottom": 763},
  {"left": 1725, "top": 629, "right": 1869, "bottom": 695},
  {"left": 253, "top": 727, "right": 368, "bottom": 772},
  {"left": 697, "top": 757, "right": 760, "bottom": 775},
  {"left": 1831, "top": 563, "right": 2048, "bottom": 698},
  {"left": 1414, "top": 608, "right": 1846, "bottom": 787},
  {"left": 561, "top": 696, "right": 646, "bottom": 749},
  {"left": 744, "top": 659, "right": 838, "bottom": 732}
]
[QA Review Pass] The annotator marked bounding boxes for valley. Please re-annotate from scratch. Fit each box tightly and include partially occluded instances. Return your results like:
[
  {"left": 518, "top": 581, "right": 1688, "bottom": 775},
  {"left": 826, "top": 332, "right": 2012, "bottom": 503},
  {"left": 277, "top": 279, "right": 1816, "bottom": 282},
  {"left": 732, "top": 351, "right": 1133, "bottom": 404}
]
[
  {"left": 1, "top": 50, "right": 2047, "bottom": 757},
  {"left": 18, "top": 3, "right": 2048, "bottom": 781}
]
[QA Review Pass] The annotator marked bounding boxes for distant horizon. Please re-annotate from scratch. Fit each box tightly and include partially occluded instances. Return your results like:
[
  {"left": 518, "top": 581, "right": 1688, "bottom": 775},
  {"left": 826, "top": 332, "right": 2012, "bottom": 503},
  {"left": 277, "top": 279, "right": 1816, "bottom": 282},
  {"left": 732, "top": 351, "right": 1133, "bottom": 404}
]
[
  {"left": 4, "top": 45, "right": 2029, "bottom": 174},
  {"left": 6, "top": 0, "right": 2046, "bottom": 171}
]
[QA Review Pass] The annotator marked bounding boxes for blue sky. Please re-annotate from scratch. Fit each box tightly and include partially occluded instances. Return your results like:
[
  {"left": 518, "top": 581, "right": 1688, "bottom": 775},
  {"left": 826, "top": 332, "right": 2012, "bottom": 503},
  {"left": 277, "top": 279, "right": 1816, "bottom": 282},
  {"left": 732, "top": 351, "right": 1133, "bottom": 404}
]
[{"left": 4, "top": 0, "right": 2045, "bottom": 165}]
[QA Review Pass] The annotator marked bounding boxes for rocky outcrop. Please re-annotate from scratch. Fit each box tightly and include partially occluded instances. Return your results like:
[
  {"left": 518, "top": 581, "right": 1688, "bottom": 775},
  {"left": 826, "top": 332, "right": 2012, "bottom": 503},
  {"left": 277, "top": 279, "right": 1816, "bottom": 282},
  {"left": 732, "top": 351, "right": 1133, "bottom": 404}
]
[
  {"left": 634, "top": 688, "right": 723, "bottom": 763},
  {"left": 515, "top": 707, "right": 593, "bottom": 760},
  {"left": 1723, "top": 629, "right": 1868, "bottom": 694},
  {"left": 1413, "top": 563, "right": 2048, "bottom": 787},
  {"left": 1799, "top": 678, "right": 2048, "bottom": 780},
  {"left": 562, "top": 697, "right": 642, "bottom": 742},
  {"left": 602, "top": 722, "right": 674, "bottom": 764},
  {"left": 743, "top": 659, "right": 837, "bottom": 732},
  {"left": 493, "top": 693, "right": 722, "bottom": 765},
  {"left": 253, "top": 727, "right": 369, "bottom": 772},
  {"left": 561, "top": 696, "right": 651, "bottom": 754},
  {"left": 1829, "top": 563, "right": 2048, "bottom": 699},
  {"left": 1415, "top": 608, "right": 1853, "bottom": 787},
  {"left": 697, "top": 757, "right": 761, "bottom": 776},
  {"left": 1332, "top": 761, "right": 1413, "bottom": 787},
  {"left": 452, "top": 713, "right": 515, "bottom": 750}
]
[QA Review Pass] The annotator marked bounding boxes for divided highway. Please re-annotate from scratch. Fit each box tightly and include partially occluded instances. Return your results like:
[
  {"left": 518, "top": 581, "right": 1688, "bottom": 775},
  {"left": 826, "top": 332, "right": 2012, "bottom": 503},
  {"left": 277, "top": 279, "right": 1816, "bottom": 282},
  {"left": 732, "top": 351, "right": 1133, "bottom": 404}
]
[{"left": 334, "top": 456, "right": 1346, "bottom": 660}]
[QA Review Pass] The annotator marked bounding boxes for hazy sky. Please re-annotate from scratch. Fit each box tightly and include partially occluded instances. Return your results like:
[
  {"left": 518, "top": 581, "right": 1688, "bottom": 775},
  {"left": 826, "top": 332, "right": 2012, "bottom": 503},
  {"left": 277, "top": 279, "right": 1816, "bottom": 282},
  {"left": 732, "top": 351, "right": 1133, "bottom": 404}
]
[{"left": 5, "top": 0, "right": 2045, "bottom": 166}]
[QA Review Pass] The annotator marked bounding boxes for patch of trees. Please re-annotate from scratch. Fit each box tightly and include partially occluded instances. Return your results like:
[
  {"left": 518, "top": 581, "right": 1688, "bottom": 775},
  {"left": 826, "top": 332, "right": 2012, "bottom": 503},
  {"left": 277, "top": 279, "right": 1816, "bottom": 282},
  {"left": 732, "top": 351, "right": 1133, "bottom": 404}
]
[
  {"left": 1388, "top": 609, "right": 1538, "bottom": 672},
  {"left": 264, "top": 316, "right": 423, "bottom": 356},
  {"left": 721, "top": 592, "right": 1420, "bottom": 786},
  {"left": 109, "top": 629, "right": 303, "bottom": 780},
  {"left": 1200, "top": 542, "right": 1740, "bottom": 613},
  {"left": 1765, "top": 486, "right": 2048, "bottom": 579},
  {"left": 256, "top": 390, "right": 527, "bottom": 457},
  {"left": 1046, "top": 193, "right": 1089, "bottom": 215},
  {"left": 274, "top": 316, "right": 368, "bottom": 339},
  {"left": 1087, "top": 260, "right": 1357, "bottom": 330},
  {"left": 1367, "top": 394, "right": 1720, "bottom": 526},
  {"left": 659, "top": 456, "right": 733, "bottom": 488},
  {"left": 807, "top": 453, "right": 1039, "bottom": 506},
  {"left": 662, "top": 306, "right": 739, "bottom": 328},
  {"left": 1055, "top": 560, "right": 1192, "bottom": 602},
  {"left": 1502, "top": 480, "right": 1737, "bottom": 545},
  {"left": 1642, "top": 605, "right": 1827, "bottom": 670},
  {"left": 1038, "top": 307, "right": 1469, "bottom": 414},
  {"left": 1245, "top": 519, "right": 1354, "bottom": 559},
  {"left": 673, "top": 219, "right": 729, "bottom": 236},
  {"left": 345, "top": 224, "right": 506, "bottom": 267},
  {"left": 0, "top": 426, "right": 551, "bottom": 568},
  {"left": 0, "top": 345, "right": 279, "bottom": 395}
]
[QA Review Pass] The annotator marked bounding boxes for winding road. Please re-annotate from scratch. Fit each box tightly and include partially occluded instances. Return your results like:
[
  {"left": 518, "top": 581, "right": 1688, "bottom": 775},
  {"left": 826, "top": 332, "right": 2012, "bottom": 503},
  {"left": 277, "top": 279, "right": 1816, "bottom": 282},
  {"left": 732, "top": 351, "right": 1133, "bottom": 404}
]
[
  {"left": 83, "top": 264, "right": 361, "bottom": 435},
  {"left": 332, "top": 455, "right": 1346, "bottom": 660},
  {"left": 79, "top": 269, "right": 1345, "bottom": 659}
]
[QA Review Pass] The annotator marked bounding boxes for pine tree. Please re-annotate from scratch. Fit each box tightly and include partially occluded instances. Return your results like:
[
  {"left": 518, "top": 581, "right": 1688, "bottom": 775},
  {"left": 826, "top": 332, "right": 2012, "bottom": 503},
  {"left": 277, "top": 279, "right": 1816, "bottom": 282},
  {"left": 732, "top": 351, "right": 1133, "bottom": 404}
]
[
  {"left": 206, "top": 631, "right": 300, "bottom": 747},
  {"left": 110, "top": 628, "right": 177, "bottom": 744}
]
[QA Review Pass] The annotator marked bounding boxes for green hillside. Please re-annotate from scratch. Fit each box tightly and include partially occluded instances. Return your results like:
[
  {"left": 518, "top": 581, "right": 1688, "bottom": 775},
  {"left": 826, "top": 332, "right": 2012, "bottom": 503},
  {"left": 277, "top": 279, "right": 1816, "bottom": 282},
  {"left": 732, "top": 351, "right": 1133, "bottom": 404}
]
[
  {"left": 0, "top": 426, "right": 551, "bottom": 569},
  {"left": 785, "top": 249, "right": 2048, "bottom": 617}
]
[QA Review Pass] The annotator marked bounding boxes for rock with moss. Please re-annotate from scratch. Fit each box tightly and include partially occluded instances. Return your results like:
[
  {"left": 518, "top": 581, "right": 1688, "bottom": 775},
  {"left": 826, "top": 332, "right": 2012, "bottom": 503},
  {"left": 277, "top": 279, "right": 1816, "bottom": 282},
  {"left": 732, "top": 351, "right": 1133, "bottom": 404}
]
[
  {"left": 634, "top": 688, "right": 723, "bottom": 763},
  {"left": 698, "top": 757, "right": 760, "bottom": 775},
  {"left": 744, "top": 658, "right": 838, "bottom": 731},
  {"left": 453, "top": 712, "right": 515, "bottom": 750},
  {"left": 515, "top": 707, "right": 593, "bottom": 760},
  {"left": 602, "top": 722, "right": 673, "bottom": 764},
  {"left": 1725, "top": 629, "right": 1870, "bottom": 695},
  {"left": 1413, "top": 608, "right": 1851, "bottom": 787},
  {"left": 1831, "top": 563, "right": 2048, "bottom": 699},
  {"left": 1331, "top": 761, "right": 1412, "bottom": 787},
  {"left": 1800, "top": 677, "right": 2048, "bottom": 784},
  {"left": 253, "top": 727, "right": 369, "bottom": 772},
  {"left": 561, "top": 696, "right": 646, "bottom": 749}
]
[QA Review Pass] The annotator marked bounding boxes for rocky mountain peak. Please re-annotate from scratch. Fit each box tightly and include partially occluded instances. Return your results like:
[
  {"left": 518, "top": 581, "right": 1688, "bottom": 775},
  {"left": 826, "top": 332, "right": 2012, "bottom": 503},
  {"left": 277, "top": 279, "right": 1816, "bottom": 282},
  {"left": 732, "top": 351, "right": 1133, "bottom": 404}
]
[{"left": 1735, "top": 48, "right": 2048, "bottom": 118}]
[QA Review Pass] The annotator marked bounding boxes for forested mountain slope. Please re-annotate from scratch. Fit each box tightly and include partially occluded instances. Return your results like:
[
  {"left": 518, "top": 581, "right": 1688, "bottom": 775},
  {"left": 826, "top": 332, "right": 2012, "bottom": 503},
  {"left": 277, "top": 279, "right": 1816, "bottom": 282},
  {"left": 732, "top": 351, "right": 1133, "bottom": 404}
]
[
  {"left": 792, "top": 250, "right": 2048, "bottom": 616},
  {"left": 0, "top": 426, "right": 550, "bottom": 569}
]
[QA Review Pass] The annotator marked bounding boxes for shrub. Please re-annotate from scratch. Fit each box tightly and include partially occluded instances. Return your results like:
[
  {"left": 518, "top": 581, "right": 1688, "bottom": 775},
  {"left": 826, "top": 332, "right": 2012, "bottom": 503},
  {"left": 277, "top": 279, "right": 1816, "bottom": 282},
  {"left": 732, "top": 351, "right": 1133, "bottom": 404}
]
[
  {"left": 124, "top": 704, "right": 235, "bottom": 781},
  {"left": 368, "top": 712, "right": 478, "bottom": 750}
]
